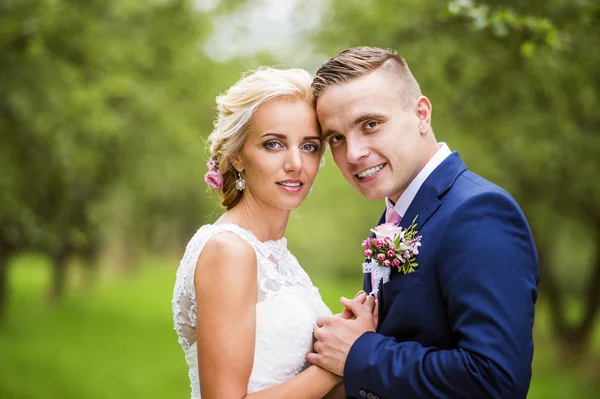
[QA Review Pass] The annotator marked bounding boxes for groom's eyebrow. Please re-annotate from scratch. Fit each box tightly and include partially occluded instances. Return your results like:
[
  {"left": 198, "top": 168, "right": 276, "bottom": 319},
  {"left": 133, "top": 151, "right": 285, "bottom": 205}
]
[
  {"left": 321, "top": 130, "right": 338, "bottom": 141},
  {"left": 353, "top": 112, "right": 385, "bottom": 126},
  {"left": 320, "top": 113, "right": 386, "bottom": 139}
]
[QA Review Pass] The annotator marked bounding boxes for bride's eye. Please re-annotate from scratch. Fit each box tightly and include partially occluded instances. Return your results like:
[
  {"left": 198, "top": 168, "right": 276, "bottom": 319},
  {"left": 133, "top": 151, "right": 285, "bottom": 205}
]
[
  {"left": 302, "top": 143, "right": 320, "bottom": 153},
  {"left": 264, "top": 140, "right": 283, "bottom": 150}
]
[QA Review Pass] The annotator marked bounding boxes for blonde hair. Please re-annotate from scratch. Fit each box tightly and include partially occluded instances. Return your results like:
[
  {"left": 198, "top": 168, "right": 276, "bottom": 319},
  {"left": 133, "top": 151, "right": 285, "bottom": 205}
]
[
  {"left": 312, "top": 46, "right": 421, "bottom": 108},
  {"left": 207, "top": 67, "right": 315, "bottom": 209}
]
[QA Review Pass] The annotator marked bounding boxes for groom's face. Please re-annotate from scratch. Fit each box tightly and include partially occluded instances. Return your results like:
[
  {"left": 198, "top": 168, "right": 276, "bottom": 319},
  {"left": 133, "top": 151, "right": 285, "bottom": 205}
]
[{"left": 316, "top": 69, "right": 430, "bottom": 202}]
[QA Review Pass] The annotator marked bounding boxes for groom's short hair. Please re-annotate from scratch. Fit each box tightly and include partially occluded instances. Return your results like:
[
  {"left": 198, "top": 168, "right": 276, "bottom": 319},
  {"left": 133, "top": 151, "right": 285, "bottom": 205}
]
[{"left": 312, "top": 46, "right": 422, "bottom": 107}]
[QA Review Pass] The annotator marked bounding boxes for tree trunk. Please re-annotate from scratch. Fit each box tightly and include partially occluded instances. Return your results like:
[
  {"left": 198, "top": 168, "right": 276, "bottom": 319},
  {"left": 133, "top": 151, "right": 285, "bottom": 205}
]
[
  {"left": 0, "top": 252, "right": 9, "bottom": 318},
  {"left": 0, "top": 235, "right": 13, "bottom": 318},
  {"left": 49, "top": 247, "right": 70, "bottom": 301},
  {"left": 575, "top": 219, "right": 600, "bottom": 339},
  {"left": 566, "top": 219, "right": 600, "bottom": 362},
  {"left": 82, "top": 244, "right": 100, "bottom": 290},
  {"left": 538, "top": 219, "right": 600, "bottom": 363},
  {"left": 535, "top": 232, "right": 570, "bottom": 338}
]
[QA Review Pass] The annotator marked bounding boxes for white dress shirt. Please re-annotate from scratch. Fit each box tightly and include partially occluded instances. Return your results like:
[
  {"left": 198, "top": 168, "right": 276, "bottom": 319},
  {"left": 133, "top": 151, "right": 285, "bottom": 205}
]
[{"left": 385, "top": 142, "right": 452, "bottom": 218}]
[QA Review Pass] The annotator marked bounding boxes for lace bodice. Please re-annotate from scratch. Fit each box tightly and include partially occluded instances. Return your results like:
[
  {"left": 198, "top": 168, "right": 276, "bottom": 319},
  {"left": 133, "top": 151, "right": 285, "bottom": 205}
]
[{"left": 172, "top": 223, "right": 332, "bottom": 398}]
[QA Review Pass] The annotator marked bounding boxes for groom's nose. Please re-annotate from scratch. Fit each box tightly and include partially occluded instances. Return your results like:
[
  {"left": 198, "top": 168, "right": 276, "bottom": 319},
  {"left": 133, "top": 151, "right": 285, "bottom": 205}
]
[{"left": 346, "top": 136, "right": 369, "bottom": 164}]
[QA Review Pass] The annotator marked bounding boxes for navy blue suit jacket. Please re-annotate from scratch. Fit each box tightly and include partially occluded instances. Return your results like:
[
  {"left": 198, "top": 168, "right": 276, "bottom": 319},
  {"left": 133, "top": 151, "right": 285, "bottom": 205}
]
[{"left": 344, "top": 152, "right": 539, "bottom": 399}]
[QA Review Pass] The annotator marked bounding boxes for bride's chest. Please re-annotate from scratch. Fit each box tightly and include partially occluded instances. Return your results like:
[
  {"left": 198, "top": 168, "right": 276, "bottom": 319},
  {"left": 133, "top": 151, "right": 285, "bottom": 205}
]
[
  {"left": 256, "top": 285, "right": 322, "bottom": 327},
  {"left": 253, "top": 286, "right": 323, "bottom": 359}
]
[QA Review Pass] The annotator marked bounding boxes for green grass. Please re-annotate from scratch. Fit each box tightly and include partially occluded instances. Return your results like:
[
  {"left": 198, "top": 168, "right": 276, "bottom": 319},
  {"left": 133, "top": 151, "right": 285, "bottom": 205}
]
[{"left": 1, "top": 255, "right": 599, "bottom": 398}]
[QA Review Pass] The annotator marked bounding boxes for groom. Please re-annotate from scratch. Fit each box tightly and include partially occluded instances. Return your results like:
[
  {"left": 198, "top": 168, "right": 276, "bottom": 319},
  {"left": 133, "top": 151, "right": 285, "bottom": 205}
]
[{"left": 307, "top": 47, "right": 539, "bottom": 398}]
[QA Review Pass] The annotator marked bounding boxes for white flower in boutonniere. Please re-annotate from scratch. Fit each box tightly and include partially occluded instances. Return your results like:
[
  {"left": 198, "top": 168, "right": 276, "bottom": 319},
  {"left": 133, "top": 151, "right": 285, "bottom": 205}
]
[{"left": 362, "top": 216, "right": 422, "bottom": 295}]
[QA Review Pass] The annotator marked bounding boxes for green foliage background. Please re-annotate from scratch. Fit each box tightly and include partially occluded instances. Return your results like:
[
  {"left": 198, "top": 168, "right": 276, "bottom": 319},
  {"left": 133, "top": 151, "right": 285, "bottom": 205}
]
[{"left": 1, "top": 0, "right": 599, "bottom": 397}]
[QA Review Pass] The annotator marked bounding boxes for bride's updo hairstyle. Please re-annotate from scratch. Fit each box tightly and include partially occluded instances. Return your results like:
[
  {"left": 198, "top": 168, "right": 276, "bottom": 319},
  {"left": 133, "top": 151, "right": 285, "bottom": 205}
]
[{"left": 206, "top": 67, "right": 316, "bottom": 210}]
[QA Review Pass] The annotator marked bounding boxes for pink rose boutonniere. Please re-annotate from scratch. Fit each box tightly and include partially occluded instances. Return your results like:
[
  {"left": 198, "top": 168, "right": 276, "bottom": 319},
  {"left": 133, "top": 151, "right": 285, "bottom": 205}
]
[
  {"left": 362, "top": 216, "right": 422, "bottom": 295},
  {"left": 362, "top": 216, "right": 422, "bottom": 274}
]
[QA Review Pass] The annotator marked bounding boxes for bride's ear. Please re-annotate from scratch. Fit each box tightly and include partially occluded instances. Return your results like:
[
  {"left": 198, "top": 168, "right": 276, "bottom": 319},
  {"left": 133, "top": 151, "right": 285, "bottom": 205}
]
[{"left": 230, "top": 154, "right": 244, "bottom": 173}]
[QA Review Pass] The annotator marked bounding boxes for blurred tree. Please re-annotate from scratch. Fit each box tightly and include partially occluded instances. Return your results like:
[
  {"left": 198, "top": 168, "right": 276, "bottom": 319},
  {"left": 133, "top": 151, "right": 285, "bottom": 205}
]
[
  {"left": 446, "top": 0, "right": 600, "bottom": 361},
  {"left": 311, "top": 0, "right": 600, "bottom": 359},
  {"left": 0, "top": 0, "right": 228, "bottom": 313}
]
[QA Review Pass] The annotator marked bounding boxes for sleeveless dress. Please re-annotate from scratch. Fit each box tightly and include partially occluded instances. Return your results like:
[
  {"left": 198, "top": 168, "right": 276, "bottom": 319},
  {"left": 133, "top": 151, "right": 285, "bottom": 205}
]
[{"left": 172, "top": 223, "right": 332, "bottom": 398}]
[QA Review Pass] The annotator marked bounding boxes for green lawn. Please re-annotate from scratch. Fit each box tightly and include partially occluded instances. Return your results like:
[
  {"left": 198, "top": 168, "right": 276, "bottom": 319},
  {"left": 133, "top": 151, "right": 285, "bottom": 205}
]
[{"left": 0, "top": 255, "right": 598, "bottom": 398}]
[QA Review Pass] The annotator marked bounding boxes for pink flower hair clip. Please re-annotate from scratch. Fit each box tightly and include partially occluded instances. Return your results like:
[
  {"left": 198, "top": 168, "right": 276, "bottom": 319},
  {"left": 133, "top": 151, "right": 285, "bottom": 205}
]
[{"left": 204, "top": 156, "right": 224, "bottom": 191}]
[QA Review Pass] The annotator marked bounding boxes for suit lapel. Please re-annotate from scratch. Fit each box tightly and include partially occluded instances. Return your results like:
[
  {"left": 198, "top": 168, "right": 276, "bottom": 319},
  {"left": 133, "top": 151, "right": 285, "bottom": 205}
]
[
  {"left": 376, "top": 153, "right": 467, "bottom": 327},
  {"left": 387, "top": 152, "right": 468, "bottom": 276},
  {"left": 371, "top": 152, "right": 467, "bottom": 314}
]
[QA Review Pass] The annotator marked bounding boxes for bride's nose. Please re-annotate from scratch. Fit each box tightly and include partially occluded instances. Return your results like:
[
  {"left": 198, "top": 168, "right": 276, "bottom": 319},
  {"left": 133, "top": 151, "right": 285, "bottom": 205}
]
[{"left": 283, "top": 149, "right": 303, "bottom": 172}]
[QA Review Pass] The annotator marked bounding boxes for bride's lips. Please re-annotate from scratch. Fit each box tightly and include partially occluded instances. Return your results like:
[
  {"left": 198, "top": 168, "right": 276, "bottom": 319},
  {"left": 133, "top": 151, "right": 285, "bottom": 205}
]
[{"left": 276, "top": 179, "right": 304, "bottom": 193}]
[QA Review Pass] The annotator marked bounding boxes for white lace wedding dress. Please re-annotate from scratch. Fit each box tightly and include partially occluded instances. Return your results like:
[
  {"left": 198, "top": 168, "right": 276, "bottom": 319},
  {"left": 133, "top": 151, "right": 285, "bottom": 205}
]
[{"left": 172, "top": 223, "right": 332, "bottom": 398}]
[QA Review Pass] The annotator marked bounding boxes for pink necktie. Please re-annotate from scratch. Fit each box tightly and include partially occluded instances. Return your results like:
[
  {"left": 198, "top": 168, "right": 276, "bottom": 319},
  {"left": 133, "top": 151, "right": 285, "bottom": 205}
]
[{"left": 385, "top": 206, "right": 402, "bottom": 225}]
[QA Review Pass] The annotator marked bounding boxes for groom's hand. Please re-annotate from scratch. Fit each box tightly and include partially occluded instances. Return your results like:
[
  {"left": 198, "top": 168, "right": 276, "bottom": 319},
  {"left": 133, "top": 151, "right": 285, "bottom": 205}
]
[{"left": 307, "top": 295, "right": 376, "bottom": 376}]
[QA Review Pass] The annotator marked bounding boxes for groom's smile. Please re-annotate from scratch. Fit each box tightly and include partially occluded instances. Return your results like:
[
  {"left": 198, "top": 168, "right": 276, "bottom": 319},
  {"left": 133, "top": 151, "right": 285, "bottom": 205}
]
[
  {"left": 316, "top": 67, "right": 438, "bottom": 202},
  {"left": 356, "top": 163, "right": 387, "bottom": 182}
]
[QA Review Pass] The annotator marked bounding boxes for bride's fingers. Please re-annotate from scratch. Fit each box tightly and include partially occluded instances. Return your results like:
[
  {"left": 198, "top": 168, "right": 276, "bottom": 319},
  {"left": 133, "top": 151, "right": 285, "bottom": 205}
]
[
  {"left": 354, "top": 290, "right": 367, "bottom": 300},
  {"left": 356, "top": 292, "right": 367, "bottom": 303},
  {"left": 362, "top": 295, "right": 376, "bottom": 314},
  {"left": 340, "top": 292, "right": 366, "bottom": 319},
  {"left": 340, "top": 307, "right": 355, "bottom": 320},
  {"left": 340, "top": 293, "right": 366, "bottom": 310}
]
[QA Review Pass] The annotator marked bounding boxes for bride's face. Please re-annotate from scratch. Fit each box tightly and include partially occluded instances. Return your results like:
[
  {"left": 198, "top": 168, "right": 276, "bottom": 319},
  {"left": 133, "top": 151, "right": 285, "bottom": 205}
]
[{"left": 235, "top": 98, "right": 322, "bottom": 211}]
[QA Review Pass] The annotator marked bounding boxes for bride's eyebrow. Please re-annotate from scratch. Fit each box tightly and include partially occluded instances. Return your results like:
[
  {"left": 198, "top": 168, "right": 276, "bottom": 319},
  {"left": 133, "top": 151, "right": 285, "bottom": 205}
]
[
  {"left": 261, "top": 133, "right": 287, "bottom": 140},
  {"left": 261, "top": 133, "right": 321, "bottom": 142}
]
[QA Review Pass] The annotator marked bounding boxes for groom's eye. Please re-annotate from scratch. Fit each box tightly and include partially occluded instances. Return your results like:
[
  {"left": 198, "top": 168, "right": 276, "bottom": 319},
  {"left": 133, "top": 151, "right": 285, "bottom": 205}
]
[
  {"left": 365, "top": 121, "right": 379, "bottom": 130},
  {"left": 329, "top": 135, "right": 344, "bottom": 144}
]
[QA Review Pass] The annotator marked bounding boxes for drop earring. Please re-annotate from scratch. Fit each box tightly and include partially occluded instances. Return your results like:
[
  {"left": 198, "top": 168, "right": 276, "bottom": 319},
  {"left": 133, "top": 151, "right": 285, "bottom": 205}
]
[{"left": 235, "top": 172, "right": 246, "bottom": 191}]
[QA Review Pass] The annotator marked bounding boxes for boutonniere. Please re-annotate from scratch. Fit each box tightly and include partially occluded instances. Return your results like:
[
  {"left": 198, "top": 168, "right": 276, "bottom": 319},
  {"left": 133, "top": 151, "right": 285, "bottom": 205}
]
[
  {"left": 362, "top": 216, "right": 422, "bottom": 274},
  {"left": 362, "top": 216, "right": 422, "bottom": 294}
]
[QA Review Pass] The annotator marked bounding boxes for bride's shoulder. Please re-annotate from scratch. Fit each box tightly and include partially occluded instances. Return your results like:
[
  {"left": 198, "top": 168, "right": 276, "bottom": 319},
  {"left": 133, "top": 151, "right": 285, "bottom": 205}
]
[
  {"left": 194, "top": 231, "right": 258, "bottom": 291},
  {"left": 197, "top": 228, "right": 257, "bottom": 270},
  {"left": 203, "top": 230, "right": 255, "bottom": 258}
]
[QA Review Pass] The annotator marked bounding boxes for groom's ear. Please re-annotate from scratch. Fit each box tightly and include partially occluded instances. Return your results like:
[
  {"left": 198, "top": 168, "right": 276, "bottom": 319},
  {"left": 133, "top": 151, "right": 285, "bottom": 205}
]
[{"left": 415, "top": 96, "right": 432, "bottom": 134}]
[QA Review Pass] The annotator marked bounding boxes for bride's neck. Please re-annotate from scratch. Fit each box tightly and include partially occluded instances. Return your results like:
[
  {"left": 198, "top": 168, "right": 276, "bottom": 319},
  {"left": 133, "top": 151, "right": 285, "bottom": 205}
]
[{"left": 218, "top": 196, "right": 289, "bottom": 242}]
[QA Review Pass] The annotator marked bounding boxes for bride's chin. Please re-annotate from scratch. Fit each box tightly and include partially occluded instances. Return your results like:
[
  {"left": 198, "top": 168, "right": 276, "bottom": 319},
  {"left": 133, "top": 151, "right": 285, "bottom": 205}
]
[{"left": 275, "top": 199, "right": 306, "bottom": 211}]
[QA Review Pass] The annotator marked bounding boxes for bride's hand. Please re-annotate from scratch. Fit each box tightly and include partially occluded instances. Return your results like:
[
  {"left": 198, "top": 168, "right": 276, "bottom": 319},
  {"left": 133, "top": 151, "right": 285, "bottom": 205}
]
[
  {"left": 339, "top": 292, "right": 378, "bottom": 326},
  {"left": 338, "top": 290, "right": 366, "bottom": 319},
  {"left": 360, "top": 295, "right": 377, "bottom": 328}
]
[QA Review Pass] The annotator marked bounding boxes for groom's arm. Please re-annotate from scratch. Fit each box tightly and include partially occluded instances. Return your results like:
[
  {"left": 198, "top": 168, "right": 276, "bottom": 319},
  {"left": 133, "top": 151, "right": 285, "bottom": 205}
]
[{"left": 344, "top": 191, "right": 539, "bottom": 399}]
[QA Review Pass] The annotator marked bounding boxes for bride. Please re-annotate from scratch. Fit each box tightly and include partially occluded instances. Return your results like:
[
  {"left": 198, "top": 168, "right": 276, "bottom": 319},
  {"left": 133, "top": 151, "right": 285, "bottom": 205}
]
[{"left": 172, "top": 67, "right": 373, "bottom": 398}]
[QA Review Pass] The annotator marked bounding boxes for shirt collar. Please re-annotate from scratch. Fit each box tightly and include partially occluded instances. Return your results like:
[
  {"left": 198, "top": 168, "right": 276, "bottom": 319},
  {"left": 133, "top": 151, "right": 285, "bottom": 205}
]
[{"left": 385, "top": 142, "right": 452, "bottom": 218}]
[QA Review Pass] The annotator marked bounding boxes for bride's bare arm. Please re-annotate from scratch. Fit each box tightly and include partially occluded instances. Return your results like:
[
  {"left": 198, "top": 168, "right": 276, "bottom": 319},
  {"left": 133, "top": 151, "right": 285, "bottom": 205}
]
[
  {"left": 323, "top": 383, "right": 346, "bottom": 399},
  {"left": 195, "top": 233, "right": 340, "bottom": 399}
]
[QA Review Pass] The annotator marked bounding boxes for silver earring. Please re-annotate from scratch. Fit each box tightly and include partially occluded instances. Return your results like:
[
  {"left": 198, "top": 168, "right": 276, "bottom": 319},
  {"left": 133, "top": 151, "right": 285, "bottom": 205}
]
[
  {"left": 235, "top": 172, "right": 246, "bottom": 191},
  {"left": 309, "top": 187, "right": 313, "bottom": 195}
]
